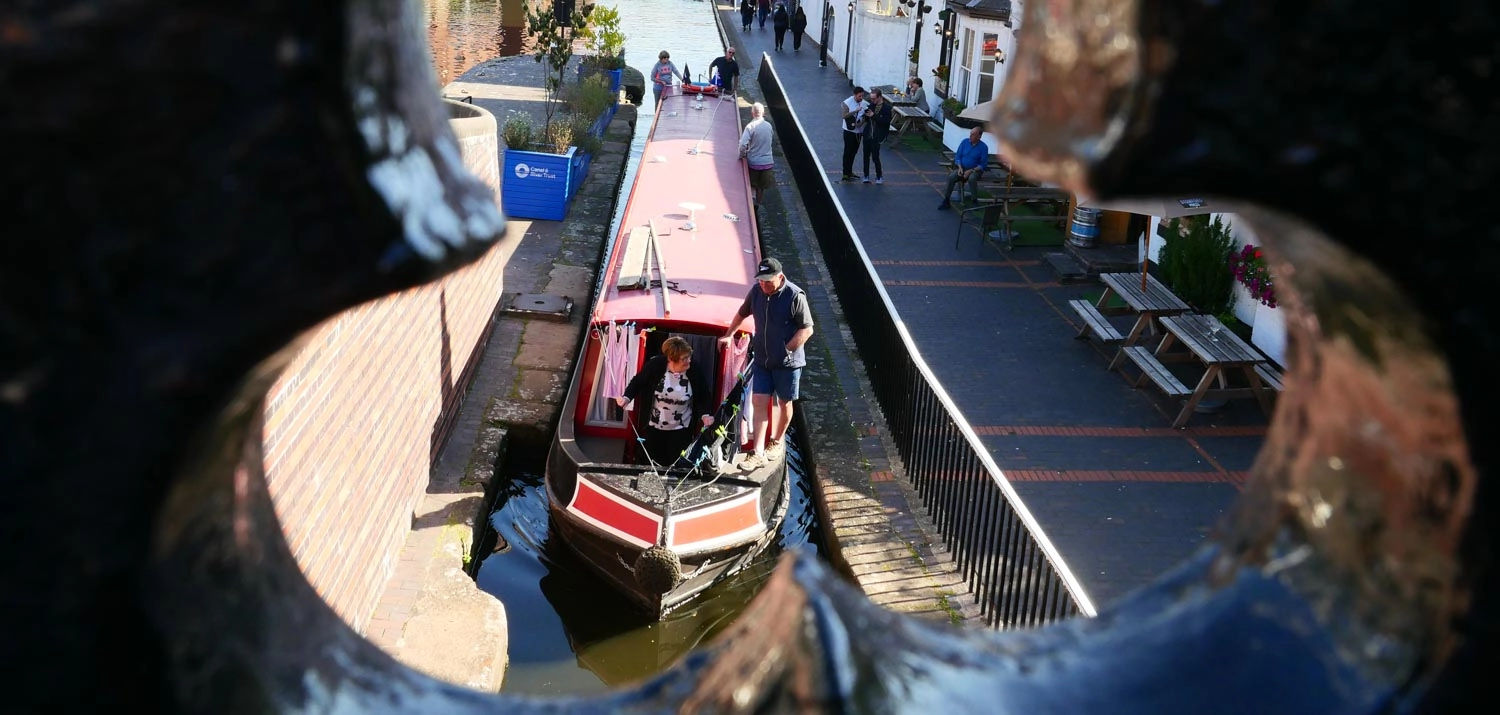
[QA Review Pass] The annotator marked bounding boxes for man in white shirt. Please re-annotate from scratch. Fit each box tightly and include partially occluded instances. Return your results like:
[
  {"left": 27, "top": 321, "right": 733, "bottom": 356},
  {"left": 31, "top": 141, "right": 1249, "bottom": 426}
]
[{"left": 839, "top": 87, "right": 868, "bottom": 182}]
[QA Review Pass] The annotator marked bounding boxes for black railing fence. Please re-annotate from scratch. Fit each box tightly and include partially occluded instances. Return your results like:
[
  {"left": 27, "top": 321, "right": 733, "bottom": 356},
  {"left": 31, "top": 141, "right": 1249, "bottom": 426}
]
[{"left": 758, "top": 57, "right": 1096, "bottom": 627}]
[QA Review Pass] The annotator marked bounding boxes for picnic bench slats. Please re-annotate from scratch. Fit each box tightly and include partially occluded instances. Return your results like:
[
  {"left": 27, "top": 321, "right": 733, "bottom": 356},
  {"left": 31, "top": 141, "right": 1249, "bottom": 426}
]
[
  {"left": 1099, "top": 273, "right": 1192, "bottom": 314},
  {"left": 1122, "top": 346, "right": 1193, "bottom": 397},
  {"left": 1160, "top": 314, "right": 1263, "bottom": 365},
  {"left": 1255, "top": 364, "right": 1285, "bottom": 392},
  {"left": 1069, "top": 300, "right": 1124, "bottom": 343}
]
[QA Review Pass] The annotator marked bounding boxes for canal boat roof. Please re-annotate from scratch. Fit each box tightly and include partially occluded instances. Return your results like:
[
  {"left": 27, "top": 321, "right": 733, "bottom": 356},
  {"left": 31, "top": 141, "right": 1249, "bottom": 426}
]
[{"left": 593, "top": 92, "right": 759, "bottom": 332}]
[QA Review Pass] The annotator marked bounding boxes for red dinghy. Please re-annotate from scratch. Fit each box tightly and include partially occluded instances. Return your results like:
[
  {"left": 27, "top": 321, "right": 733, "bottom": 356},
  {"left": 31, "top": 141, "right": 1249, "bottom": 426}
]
[{"left": 545, "top": 89, "right": 789, "bottom": 617}]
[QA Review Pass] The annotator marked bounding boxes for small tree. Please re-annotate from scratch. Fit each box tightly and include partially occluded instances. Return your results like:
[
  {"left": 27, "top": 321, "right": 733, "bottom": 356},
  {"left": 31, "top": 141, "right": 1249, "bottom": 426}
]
[
  {"left": 1158, "top": 215, "right": 1236, "bottom": 316},
  {"left": 526, "top": 4, "right": 588, "bottom": 138},
  {"left": 578, "top": 4, "right": 626, "bottom": 70}
]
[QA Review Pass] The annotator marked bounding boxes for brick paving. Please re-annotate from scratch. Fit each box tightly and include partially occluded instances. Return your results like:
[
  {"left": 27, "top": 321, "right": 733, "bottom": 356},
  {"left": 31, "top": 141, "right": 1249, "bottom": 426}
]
[{"left": 720, "top": 12, "right": 1267, "bottom": 609}]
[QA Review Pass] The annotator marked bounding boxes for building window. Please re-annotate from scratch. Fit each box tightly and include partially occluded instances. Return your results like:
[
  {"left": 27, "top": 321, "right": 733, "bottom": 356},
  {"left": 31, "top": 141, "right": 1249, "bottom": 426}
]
[
  {"left": 956, "top": 27, "right": 975, "bottom": 103},
  {"left": 977, "top": 32, "right": 1000, "bottom": 103}
]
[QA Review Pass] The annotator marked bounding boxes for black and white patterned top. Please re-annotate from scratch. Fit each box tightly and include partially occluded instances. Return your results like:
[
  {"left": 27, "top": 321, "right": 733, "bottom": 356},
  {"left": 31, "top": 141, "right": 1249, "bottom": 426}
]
[{"left": 649, "top": 369, "right": 694, "bottom": 430}]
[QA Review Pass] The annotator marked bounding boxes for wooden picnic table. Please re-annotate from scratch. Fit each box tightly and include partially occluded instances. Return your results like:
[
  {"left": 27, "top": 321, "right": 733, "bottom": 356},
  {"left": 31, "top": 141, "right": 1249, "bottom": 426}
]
[
  {"left": 1146, "top": 314, "right": 1276, "bottom": 427},
  {"left": 890, "top": 104, "right": 930, "bottom": 139},
  {"left": 1096, "top": 272, "right": 1192, "bottom": 354}
]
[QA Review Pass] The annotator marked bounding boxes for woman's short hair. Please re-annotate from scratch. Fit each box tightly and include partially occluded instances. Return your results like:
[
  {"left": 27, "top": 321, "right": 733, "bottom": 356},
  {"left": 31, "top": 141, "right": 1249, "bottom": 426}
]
[{"left": 662, "top": 336, "right": 692, "bottom": 362}]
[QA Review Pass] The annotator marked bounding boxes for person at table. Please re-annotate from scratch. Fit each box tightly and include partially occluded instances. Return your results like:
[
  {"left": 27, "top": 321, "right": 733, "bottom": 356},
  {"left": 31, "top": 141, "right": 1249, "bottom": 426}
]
[
  {"left": 650, "top": 50, "right": 683, "bottom": 107},
  {"left": 791, "top": 6, "right": 808, "bottom": 52},
  {"left": 906, "top": 77, "right": 928, "bottom": 114},
  {"left": 938, "top": 125, "right": 989, "bottom": 209},
  {"left": 615, "top": 337, "right": 714, "bottom": 467},
  {"left": 862, "top": 89, "right": 893, "bottom": 184},
  {"left": 708, "top": 46, "right": 740, "bottom": 95}
]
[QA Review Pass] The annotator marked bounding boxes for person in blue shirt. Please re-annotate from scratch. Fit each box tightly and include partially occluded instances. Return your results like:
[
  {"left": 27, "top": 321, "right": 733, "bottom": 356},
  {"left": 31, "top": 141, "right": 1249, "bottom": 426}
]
[{"left": 938, "top": 125, "right": 989, "bottom": 209}]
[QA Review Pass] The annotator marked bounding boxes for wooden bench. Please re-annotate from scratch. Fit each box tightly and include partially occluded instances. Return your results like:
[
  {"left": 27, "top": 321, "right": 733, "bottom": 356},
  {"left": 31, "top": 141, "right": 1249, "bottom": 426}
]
[
  {"left": 1121, "top": 346, "right": 1193, "bottom": 397},
  {"left": 1254, "top": 364, "right": 1285, "bottom": 392},
  {"left": 1069, "top": 300, "right": 1124, "bottom": 343}
]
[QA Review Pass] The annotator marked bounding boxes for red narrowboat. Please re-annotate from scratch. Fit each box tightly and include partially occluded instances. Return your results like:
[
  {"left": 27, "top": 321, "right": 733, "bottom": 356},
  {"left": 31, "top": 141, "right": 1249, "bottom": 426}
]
[{"left": 546, "top": 89, "right": 788, "bottom": 617}]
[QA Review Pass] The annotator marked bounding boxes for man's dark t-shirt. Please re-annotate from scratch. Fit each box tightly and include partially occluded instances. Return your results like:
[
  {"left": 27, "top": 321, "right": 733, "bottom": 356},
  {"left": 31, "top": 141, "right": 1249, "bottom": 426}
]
[{"left": 709, "top": 55, "right": 740, "bottom": 91}]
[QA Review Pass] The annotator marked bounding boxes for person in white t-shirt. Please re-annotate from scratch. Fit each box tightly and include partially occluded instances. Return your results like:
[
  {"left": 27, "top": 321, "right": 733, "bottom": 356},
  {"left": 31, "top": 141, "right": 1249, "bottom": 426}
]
[{"left": 839, "top": 87, "right": 868, "bottom": 182}]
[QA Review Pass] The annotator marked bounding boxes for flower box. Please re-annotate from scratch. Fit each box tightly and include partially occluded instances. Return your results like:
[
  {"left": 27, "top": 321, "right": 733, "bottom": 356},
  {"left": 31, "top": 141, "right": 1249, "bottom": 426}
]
[
  {"left": 502, "top": 145, "right": 579, "bottom": 221},
  {"left": 577, "top": 65, "right": 625, "bottom": 97}
]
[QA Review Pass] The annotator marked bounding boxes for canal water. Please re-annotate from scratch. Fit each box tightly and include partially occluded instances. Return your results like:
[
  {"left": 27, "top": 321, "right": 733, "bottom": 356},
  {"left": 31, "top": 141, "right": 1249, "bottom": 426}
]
[
  {"left": 444, "top": 0, "right": 825, "bottom": 697},
  {"left": 476, "top": 441, "right": 821, "bottom": 696}
]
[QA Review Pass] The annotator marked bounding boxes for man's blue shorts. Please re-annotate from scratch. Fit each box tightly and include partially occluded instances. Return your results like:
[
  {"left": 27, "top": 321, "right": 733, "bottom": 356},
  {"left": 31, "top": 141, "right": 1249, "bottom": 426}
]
[{"left": 750, "top": 363, "right": 801, "bottom": 401}]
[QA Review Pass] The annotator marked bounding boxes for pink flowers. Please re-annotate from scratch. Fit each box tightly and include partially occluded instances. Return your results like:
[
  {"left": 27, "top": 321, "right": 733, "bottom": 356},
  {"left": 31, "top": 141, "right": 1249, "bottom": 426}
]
[{"left": 1228, "top": 244, "right": 1277, "bottom": 308}]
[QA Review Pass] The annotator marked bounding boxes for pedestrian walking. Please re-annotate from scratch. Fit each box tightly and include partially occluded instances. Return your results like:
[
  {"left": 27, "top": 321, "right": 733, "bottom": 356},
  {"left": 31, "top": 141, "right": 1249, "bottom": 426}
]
[
  {"left": 938, "top": 125, "right": 990, "bottom": 209},
  {"left": 862, "top": 89, "right": 893, "bottom": 184},
  {"left": 757, "top": 0, "right": 771, "bottom": 29},
  {"left": 708, "top": 46, "right": 741, "bottom": 96},
  {"left": 722, "top": 257, "right": 815, "bottom": 470},
  {"left": 740, "top": 0, "right": 754, "bottom": 31},
  {"left": 839, "top": 87, "right": 869, "bottom": 182},
  {"left": 739, "top": 103, "right": 775, "bottom": 210},
  {"left": 650, "top": 50, "right": 683, "bottom": 107},
  {"left": 790, "top": 6, "right": 808, "bottom": 52},
  {"left": 772, "top": 3, "right": 790, "bottom": 51}
]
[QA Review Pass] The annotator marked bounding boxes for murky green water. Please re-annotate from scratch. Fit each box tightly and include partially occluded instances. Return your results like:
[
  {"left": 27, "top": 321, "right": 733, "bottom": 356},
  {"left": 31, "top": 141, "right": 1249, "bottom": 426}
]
[{"left": 476, "top": 436, "right": 821, "bottom": 696}]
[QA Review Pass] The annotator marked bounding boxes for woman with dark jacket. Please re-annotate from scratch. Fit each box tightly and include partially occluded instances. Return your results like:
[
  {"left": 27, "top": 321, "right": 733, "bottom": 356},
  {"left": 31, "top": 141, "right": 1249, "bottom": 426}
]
[
  {"left": 772, "top": 3, "right": 790, "bottom": 51},
  {"left": 790, "top": 7, "right": 808, "bottom": 52},
  {"left": 739, "top": 0, "right": 754, "bottom": 32},
  {"left": 616, "top": 337, "right": 715, "bottom": 466}
]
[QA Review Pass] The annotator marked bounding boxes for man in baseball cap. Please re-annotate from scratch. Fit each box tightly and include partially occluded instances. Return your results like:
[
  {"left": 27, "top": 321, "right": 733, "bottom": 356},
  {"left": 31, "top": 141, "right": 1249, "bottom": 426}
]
[
  {"left": 754, "top": 256, "right": 781, "bottom": 281},
  {"left": 724, "top": 256, "right": 815, "bottom": 470}
]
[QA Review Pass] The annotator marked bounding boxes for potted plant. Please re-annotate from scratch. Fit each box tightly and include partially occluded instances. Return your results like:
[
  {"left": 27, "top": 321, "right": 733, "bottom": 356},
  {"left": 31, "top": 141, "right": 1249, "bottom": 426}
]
[
  {"left": 1157, "top": 215, "right": 1236, "bottom": 316},
  {"left": 1228, "top": 244, "right": 1277, "bottom": 308},
  {"left": 503, "top": 4, "right": 591, "bottom": 221},
  {"left": 932, "top": 64, "right": 949, "bottom": 95},
  {"left": 576, "top": 4, "right": 626, "bottom": 95},
  {"left": 564, "top": 73, "right": 618, "bottom": 135}
]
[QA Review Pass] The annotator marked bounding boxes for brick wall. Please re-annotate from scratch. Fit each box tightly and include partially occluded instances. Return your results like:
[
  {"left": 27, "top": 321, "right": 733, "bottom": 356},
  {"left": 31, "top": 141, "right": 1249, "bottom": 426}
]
[{"left": 263, "top": 103, "right": 505, "bottom": 630}]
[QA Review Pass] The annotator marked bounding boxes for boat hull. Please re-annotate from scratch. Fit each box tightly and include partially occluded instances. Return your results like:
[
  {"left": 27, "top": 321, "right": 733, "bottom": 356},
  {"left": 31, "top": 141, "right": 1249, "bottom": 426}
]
[{"left": 545, "top": 449, "right": 789, "bottom": 616}]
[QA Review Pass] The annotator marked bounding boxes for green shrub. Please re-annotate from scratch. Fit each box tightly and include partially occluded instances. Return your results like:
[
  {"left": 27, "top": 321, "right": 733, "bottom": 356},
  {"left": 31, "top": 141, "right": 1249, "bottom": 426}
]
[
  {"left": 568, "top": 113, "right": 603, "bottom": 155},
  {"left": 565, "top": 74, "right": 615, "bottom": 121},
  {"left": 501, "top": 112, "right": 533, "bottom": 150},
  {"left": 1158, "top": 215, "right": 1235, "bottom": 315},
  {"left": 579, "top": 4, "right": 626, "bottom": 68},
  {"left": 544, "top": 119, "right": 575, "bottom": 153}
]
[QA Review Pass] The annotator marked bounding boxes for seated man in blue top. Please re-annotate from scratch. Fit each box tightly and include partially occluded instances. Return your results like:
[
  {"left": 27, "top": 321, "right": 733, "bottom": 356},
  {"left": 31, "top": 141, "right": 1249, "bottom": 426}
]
[{"left": 938, "top": 125, "right": 989, "bottom": 209}]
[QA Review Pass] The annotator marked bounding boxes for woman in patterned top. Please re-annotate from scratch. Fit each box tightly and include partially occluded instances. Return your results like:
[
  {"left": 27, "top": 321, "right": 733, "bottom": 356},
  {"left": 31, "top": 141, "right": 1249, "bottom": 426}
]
[{"left": 616, "top": 337, "right": 714, "bottom": 467}]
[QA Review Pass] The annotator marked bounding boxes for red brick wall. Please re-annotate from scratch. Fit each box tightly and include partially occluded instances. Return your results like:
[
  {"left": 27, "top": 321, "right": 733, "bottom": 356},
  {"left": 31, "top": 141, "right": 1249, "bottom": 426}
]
[
  {"left": 261, "top": 244, "right": 506, "bottom": 630},
  {"left": 263, "top": 104, "right": 505, "bottom": 630}
]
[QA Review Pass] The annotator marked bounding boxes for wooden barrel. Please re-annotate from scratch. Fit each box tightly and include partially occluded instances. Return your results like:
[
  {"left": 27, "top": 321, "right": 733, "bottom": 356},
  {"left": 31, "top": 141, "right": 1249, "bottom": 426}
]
[{"left": 1068, "top": 206, "right": 1102, "bottom": 248}]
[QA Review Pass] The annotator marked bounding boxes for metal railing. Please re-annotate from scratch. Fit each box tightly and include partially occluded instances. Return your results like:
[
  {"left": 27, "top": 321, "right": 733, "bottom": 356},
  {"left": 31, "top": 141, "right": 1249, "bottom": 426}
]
[{"left": 758, "top": 57, "right": 1097, "bottom": 627}]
